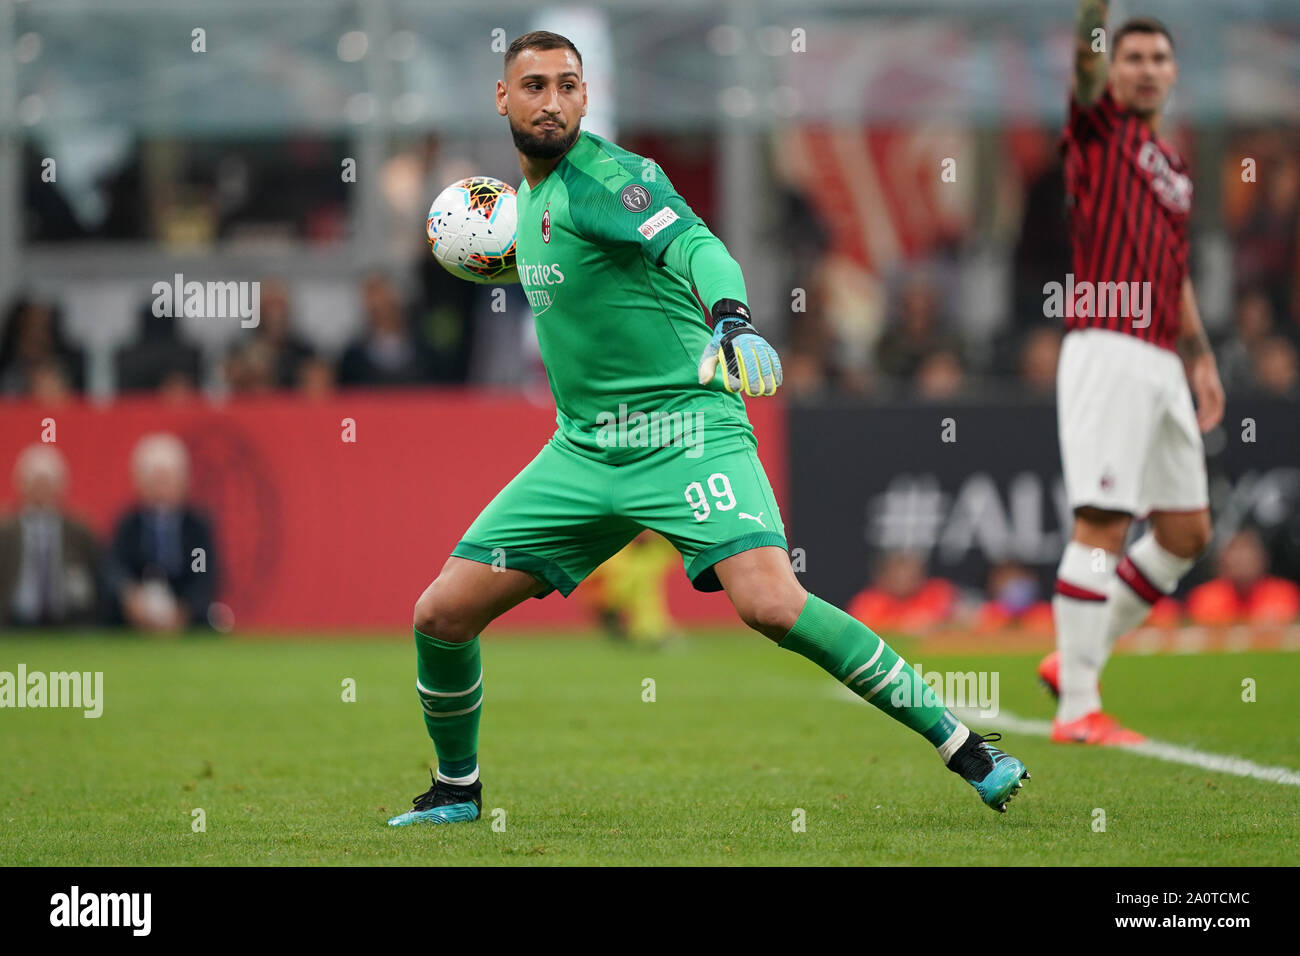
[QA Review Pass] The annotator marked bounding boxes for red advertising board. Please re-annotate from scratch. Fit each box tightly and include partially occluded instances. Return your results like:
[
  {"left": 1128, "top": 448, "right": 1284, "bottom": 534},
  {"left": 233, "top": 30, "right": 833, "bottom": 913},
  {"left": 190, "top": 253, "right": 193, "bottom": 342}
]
[{"left": 0, "top": 391, "right": 787, "bottom": 633}]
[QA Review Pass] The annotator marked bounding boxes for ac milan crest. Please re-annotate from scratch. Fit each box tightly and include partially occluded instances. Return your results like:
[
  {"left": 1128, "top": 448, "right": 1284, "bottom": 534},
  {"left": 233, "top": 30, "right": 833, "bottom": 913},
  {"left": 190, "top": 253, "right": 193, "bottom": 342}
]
[{"left": 542, "top": 207, "right": 551, "bottom": 243}]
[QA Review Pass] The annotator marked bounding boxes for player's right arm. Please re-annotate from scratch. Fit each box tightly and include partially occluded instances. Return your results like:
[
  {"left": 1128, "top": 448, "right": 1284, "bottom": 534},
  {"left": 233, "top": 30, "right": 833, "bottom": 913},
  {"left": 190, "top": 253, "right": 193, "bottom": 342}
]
[
  {"left": 1073, "top": 0, "right": 1110, "bottom": 106},
  {"left": 1177, "top": 277, "right": 1226, "bottom": 433}
]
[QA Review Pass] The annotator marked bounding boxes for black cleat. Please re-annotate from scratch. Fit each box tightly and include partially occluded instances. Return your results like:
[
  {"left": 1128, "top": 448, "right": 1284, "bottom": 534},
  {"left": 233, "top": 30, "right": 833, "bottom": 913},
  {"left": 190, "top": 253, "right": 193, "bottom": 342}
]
[
  {"left": 947, "top": 731, "right": 1031, "bottom": 813},
  {"left": 387, "top": 771, "right": 482, "bottom": 826}
]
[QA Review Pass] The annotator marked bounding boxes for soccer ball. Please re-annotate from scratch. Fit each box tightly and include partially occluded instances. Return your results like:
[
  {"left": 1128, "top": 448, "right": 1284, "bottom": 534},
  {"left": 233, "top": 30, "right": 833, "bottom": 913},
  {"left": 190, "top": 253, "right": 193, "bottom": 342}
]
[{"left": 425, "top": 176, "right": 518, "bottom": 284}]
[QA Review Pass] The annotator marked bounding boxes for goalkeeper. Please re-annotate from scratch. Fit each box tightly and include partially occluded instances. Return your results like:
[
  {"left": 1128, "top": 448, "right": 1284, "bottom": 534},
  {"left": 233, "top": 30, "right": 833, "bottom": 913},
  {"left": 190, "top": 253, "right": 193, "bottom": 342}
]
[{"left": 389, "top": 31, "right": 1029, "bottom": 826}]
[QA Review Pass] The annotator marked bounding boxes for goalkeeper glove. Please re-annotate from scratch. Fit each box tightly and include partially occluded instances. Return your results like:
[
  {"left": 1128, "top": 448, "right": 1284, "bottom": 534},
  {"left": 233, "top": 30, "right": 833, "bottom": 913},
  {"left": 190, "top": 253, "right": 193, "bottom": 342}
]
[{"left": 696, "top": 300, "right": 783, "bottom": 397}]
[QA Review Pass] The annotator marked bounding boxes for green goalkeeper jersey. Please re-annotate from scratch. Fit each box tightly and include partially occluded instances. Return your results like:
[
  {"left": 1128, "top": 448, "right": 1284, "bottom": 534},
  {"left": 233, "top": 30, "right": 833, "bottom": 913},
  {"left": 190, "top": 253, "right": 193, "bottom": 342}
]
[{"left": 514, "top": 130, "right": 752, "bottom": 463}]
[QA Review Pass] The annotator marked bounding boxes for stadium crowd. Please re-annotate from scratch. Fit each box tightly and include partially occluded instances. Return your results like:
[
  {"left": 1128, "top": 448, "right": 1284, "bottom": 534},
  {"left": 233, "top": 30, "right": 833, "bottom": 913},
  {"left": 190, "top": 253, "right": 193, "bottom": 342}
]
[
  {"left": 846, "top": 540, "right": 1300, "bottom": 637},
  {"left": 10, "top": 124, "right": 1300, "bottom": 403},
  {"left": 3, "top": 269, "right": 1296, "bottom": 405}
]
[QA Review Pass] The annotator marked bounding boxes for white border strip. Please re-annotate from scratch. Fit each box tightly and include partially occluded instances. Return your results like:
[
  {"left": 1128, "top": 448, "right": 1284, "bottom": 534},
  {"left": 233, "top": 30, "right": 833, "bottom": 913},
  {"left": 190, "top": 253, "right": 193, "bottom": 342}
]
[{"left": 825, "top": 684, "right": 1300, "bottom": 786}]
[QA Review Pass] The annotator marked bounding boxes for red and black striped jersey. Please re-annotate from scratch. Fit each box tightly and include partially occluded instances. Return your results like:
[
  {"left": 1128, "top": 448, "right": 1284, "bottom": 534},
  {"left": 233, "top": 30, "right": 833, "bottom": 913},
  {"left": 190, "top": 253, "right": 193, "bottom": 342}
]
[{"left": 1060, "top": 86, "right": 1191, "bottom": 351}]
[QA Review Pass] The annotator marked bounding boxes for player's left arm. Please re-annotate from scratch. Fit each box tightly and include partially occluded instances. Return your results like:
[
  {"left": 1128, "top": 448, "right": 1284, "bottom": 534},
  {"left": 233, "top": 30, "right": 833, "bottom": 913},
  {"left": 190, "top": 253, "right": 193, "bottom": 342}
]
[
  {"left": 568, "top": 156, "right": 781, "bottom": 397},
  {"left": 1072, "top": 0, "right": 1110, "bottom": 106},
  {"left": 1177, "top": 276, "right": 1225, "bottom": 432},
  {"left": 662, "top": 225, "right": 783, "bottom": 397}
]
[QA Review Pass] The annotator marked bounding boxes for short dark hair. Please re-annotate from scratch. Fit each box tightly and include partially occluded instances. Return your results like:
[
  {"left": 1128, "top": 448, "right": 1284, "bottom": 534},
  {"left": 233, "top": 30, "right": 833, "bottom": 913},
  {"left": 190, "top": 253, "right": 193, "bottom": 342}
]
[
  {"left": 504, "top": 31, "right": 583, "bottom": 75},
  {"left": 1112, "top": 17, "right": 1175, "bottom": 56}
]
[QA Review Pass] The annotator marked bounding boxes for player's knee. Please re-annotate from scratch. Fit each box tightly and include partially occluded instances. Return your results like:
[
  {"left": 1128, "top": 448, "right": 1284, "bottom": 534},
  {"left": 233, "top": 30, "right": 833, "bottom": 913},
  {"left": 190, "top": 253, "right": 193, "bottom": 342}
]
[
  {"left": 412, "top": 582, "right": 475, "bottom": 643},
  {"left": 1073, "top": 506, "right": 1131, "bottom": 552},
  {"left": 412, "top": 589, "right": 440, "bottom": 637},
  {"left": 738, "top": 594, "right": 802, "bottom": 640},
  {"left": 1160, "top": 519, "right": 1212, "bottom": 560},
  {"left": 1186, "top": 522, "right": 1213, "bottom": 559}
]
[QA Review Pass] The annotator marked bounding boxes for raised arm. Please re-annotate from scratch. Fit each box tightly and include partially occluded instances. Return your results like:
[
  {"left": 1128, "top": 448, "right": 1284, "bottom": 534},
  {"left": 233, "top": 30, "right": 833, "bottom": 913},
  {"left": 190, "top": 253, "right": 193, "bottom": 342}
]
[{"left": 1073, "top": 0, "right": 1110, "bottom": 105}]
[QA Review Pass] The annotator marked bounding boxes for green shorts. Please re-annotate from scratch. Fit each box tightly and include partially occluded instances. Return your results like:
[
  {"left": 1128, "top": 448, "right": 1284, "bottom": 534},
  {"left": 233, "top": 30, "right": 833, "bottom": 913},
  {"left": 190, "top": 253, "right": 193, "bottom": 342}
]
[{"left": 452, "top": 431, "right": 787, "bottom": 597}]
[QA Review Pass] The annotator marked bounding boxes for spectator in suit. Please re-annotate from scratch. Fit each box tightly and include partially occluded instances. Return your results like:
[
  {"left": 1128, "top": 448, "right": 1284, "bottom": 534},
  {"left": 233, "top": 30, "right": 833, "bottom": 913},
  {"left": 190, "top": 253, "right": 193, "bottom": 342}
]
[
  {"left": 0, "top": 445, "right": 102, "bottom": 626},
  {"left": 105, "top": 433, "right": 219, "bottom": 632},
  {"left": 337, "top": 273, "right": 436, "bottom": 388}
]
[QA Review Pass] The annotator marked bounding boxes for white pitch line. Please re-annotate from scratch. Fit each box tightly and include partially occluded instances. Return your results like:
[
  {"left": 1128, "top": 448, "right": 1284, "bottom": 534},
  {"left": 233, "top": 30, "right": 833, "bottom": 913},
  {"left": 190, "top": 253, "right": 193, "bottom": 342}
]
[
  {"left": 827, "top": 685, "right": 1300, "bottom": 787},
  {"left": 951, "top": 706, "right": 1300, "bottom": 787}
]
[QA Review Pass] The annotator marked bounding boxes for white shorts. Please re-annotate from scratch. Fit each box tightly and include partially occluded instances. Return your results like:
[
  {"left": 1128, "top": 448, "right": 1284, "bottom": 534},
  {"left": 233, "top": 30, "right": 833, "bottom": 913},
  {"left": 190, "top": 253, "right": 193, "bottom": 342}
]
[{"left": 1057, "top": 328, "right": 1209, "bottom": 517}]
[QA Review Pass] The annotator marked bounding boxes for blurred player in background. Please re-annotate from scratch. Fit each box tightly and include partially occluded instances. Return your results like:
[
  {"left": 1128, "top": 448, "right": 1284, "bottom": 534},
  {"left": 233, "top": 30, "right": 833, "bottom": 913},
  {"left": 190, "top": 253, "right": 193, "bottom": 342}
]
[
  {"left": 1040, "top": 3, "right": 1226, "bottom": 743},
  {"left": 389, "top": 31, "right": 1030, "bottom": 826},
  {"left": 582, "top": 532, "right": 682, "bottom": 646}
]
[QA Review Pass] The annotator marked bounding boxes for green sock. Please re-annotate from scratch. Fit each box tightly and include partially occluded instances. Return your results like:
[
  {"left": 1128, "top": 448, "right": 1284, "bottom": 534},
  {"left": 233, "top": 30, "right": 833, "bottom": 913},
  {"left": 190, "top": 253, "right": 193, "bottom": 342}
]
[
  {"left": 779, "top": 594, "right": 966, "bottom": 759},
  {"left": 414, "top": 628, "right": 483, "bottom": 781}
]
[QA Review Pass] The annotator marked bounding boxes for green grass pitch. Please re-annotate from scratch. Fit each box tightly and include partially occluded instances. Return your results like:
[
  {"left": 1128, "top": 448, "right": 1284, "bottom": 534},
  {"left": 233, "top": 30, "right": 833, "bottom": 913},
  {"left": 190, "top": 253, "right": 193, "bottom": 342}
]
[{"left": 2, "top": 631, "right": 1297, "bottom": 865}]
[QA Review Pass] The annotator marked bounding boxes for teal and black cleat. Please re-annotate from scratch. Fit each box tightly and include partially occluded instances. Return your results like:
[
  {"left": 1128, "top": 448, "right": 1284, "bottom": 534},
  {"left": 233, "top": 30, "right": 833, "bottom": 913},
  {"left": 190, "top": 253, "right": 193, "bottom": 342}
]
[
  {"left": 387, "top": 771, "right": 482, "bottom": 826},
  {"left": 947, "top": 731, "right": 1030, "bottom": 813}
]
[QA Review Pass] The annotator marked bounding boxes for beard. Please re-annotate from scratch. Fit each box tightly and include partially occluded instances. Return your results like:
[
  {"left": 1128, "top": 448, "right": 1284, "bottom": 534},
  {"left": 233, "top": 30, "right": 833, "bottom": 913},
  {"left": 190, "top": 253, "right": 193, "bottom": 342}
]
[{"left": 509, "top": 116, "right": 580, "bottom": 159}]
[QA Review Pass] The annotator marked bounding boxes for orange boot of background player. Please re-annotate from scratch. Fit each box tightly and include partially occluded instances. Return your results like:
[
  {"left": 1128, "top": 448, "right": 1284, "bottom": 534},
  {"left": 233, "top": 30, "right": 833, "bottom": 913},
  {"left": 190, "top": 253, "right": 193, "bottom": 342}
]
[{"left": 1037, "top": 651, "right": 1147, "bottom": 745}]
